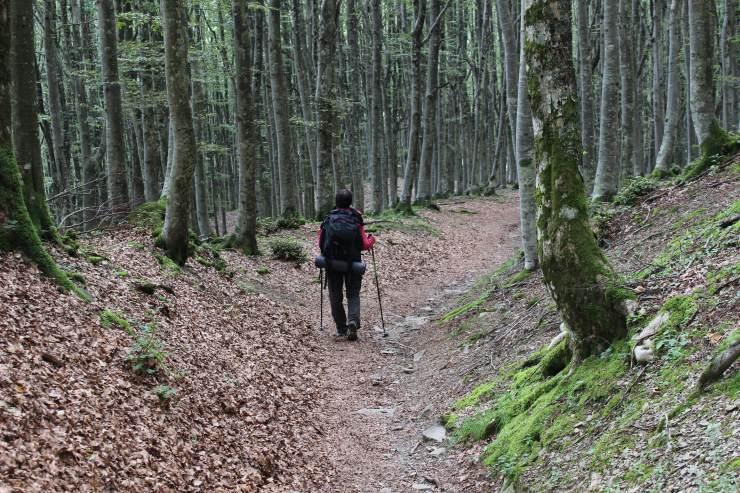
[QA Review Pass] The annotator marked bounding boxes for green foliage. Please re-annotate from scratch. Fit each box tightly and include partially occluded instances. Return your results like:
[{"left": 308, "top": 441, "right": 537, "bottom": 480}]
[
  {"left": 454, "top": 340, "right": 630, "bottom": 482},
  {"left": 615, "top": 176, "right": 660, "bottom": 206},
  {"left": 129, "top": 197, "right": 167, "bottom": 229},
  {"left": 276, "top": 215, "right": 306, "bottom": 230},
  {"left": 100, "top": 309, "right": 133, "bottom": 336},
  {"left": 268, "top": 237, "right": 307, "bottom": 262},
  {"left": 256, "top": 266, "right": 270, "bottom": 275},
  {"left": 653, "top": 295, "right": 698, "bottom": 360},
  {"left": 127, "top": 324, "right": 167, "bottom": 376},
  {"left": 155, "top": 253, "right": 182, "bottom": 273},
  {"left": 257, "top": 217, "right": 281, "bottom": 235},
  {"left": 154, "top": 385, "right": 177, "bottom": 404}
]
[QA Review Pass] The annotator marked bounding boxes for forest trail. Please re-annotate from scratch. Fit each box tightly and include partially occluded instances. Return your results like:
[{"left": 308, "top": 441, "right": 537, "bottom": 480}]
[{"left": 293, "top": 194, "right": 522, "bottom": 492}]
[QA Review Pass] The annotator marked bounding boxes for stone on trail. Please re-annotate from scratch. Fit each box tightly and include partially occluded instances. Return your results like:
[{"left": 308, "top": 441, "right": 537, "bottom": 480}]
[
  {"left": 413, "top": 350, "right": 426, "bottom": 362},
  {"left": 422, "top": 424, "right": 447, "bottom": 443},
  {"left": 430, "top": 447, "right": 446, "bottom": 457},
  {"left": 355, "top": 407, "right": 395, "bottom": 417},
  {"left": 412, "top": 483, "right": 434, "bottom": 491}
]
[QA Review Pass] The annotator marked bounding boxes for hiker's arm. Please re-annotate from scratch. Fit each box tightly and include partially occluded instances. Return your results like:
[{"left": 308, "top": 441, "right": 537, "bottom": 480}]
[{"left": 359, "top": 225, "right": 375, "bottom": 250}]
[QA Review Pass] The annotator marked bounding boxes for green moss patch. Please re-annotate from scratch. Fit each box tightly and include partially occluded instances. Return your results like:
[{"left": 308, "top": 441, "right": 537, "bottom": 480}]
[
  {"left": 129, "top": 198, "right": 167, "bottom": 230},
  {"left": 100, "top": 309, "right": 133, "bottom": 336}
]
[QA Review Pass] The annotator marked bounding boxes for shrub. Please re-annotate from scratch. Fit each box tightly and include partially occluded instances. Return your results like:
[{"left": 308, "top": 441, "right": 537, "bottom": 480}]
[
  {"left": 154, "top": 385, "right": 177, "bottom": 404},
  {"left": 276, "top": 215, "right": 306, "bottom": 230},
  {"left": 614, "top": 176, "right": 659, "bottom": 206},
  {"left": 257, "top": 217, "right": 280, "bottom": 235},
  {"left": 127, "top": 324, "right": 167, "bottom": 376},
  {"left": 269, "top": 237, "right": 307, "bottom": 262}
]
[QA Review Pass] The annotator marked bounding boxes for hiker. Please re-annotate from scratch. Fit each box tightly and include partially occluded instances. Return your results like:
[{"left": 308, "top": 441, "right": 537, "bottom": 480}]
[{"left": 318, "top": 189, "right": 376, "bottom": 341}]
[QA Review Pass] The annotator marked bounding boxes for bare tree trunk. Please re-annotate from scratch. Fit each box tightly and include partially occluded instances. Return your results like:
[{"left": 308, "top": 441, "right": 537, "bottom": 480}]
[
  {"left": 267, "top": 0, "right": 298, "bottom": 216},
  {"left": 369, "top": 0, "right": 385, "bottom": 213},
  {"left": 417, "top": 0, "right": 442, "bottom": 203},
  {"left": 140, "top": 15, "right": 162, "bottom": 202},
  {"left": 44, "top": 0, "right": 70, "bottom": 209},
  {"left": 576, "top": 0, "right": 596, "bottom": 192},
  {"left": 652, "top": 0, "right": 665, "bottom": 162},
  {"left": 720, "top": 0, "right": 737, "bottom": 130},
  {"left": 231, "top": 0, "right": 257, "bottom": 254},
  {"left": 346, "top": 0, "right": 364, "bottom": 210},
  {"left": 159, "top": 0, "right": 197, "bottom": 265},
  {"left": 515, "top": 0, "right": 538, "bottom": 271},
  {"left": 526, "top": 0, "right": 628, "bottom": 361},
  {"left": 497, "top": 0, "right": 518, "bottom": 149},
  {"left": 400, "top": 0, "right": 426, "bottom": 212},
  {"left": 315, "top": 0, "right": 339, "bottom": 218},
  {"left": 593, "top": 0, "right": 621, "bottom": 202},
  {"left": 96, "top": 0, "right": 130, "bottom": 215},
  {"left": 619, "top": 0, "right": 636, "bottom": 182},
  {"left": 655, "top": 0, "right": 683, "bottom": 174}
]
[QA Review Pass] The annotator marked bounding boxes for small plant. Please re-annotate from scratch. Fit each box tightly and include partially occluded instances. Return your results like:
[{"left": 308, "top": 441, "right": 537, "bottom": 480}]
[
  {"left": 614, "top": 176, "right": 659, "bottom": 206},
  {"left": 154, "top": 385, "right": 177, "bottom": 404},
  {"left": 100, "top": 309, "right": 134, "bottom": 336},
  {"left": 114, "top": 270, "right": 128, "bottom": 278},
  {"left": 268, "top": 237, "right": 307, "bottom": 262},
  {"left": 276, "top": 215, "right": 306, "bottom": 230},
  {"left": 257, "top": 217, "right": 280, "bottom": 235},
  {"left": 127, "top": 324, "right": 167, "bottom": 376},
  {"left": 155, "top": 253, "right": 182, "bottom": 273},
  {"left": 256, "top": 266, "right": 270, "bottom": 275}
]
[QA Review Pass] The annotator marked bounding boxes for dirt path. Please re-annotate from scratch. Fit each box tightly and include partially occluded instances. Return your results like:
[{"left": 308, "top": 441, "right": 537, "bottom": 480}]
[{"left": 291, "top": 194, "right": 522, "bottom": 492}]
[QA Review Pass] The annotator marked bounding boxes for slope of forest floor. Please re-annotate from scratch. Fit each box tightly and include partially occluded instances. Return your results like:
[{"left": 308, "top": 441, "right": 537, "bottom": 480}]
[{"left": 1, "top": 157, "right": 738, "bottom": 493}]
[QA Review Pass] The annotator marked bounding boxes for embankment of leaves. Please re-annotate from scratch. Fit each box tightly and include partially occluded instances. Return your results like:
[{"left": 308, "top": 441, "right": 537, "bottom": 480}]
[{"left": 441, "top": 155, "right": 739, "bottom": 491}]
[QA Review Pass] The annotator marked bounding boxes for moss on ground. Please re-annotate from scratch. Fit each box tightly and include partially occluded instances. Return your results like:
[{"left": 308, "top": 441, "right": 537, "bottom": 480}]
[
  {"left": 100, "top": 309, "right": 134, "bottom": 336},
  {"left": 129, "top": 198, "right": 167, "bottom": 230}
]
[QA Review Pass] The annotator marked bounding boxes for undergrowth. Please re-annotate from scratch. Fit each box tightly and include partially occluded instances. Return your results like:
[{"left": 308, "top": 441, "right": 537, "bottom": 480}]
[{"left": 269, "top": 237, "right": 307, "bottom": 262}]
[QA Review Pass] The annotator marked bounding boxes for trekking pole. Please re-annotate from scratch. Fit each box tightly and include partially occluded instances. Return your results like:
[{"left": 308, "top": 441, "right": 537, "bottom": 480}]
[
  {"left": 319, "top": 268, "right": 324, "bottom": 332},
  {"left": 370, "top": 247, "right": 387, "bottom": 338}
]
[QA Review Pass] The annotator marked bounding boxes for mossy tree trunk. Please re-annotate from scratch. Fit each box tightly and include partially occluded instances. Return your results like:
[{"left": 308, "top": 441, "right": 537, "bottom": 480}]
[
  {"left": 688, "top": 0, "right": 729, "bottom": 155},
  {"left": 231, "top": 0, "right": 258, "bottom": 255},
  {"left": 525, "top": 0, "right": 628, "bottom": 362},
  {"left": 1, "top": 0, "right": 74, "bottom": 293},
  {"left": 160, "top": 0, "right": 197, "bottom": 265},
  {"left": 10, "top": 0, "right": 56, "bottom": 237}
]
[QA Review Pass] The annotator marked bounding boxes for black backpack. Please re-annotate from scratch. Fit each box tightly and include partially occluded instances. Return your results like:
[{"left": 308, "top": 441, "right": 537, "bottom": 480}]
[{"left": 320, "top": 209, "right": 363, "bottom": 262}]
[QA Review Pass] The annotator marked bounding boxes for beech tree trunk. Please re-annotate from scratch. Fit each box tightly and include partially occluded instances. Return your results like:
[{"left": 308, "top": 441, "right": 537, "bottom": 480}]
[
  {"left": 526, "top": 0, "right": 628, "bottom": 362},
  {"left": 370, "top": 0, "right": 384, "bottom": 212},
  {"left": 400, "top": 0, "right": 426, "bottom": 211},
  {"left": 159, "top": 0, "right": 197, "bottom": 265},
  {"left": 417, "top": 0, "right": 442, "bottom": 204},
  {"left": 96, "top": 0, "right": 130, "bottom": 215},
  {"left": 576, "top": 0, "right": 596, "bottom": 192},
  {"left": 1, "top": 0, "right": 73, "bottom": 291},
  {"left": 231, "top": 0, "right": 257, "bottom": 254},
  {"left": 688, "top": 0, "right": 728, "bottom": 154},
  {"left": 515, "top": 0, "right": 538, "bottom": 271},
  {"left": 619, "top": 0, "right": 635, "bottom": 182},
  {"left": 267, "top": 0, "right": 298, "bottom": 216},
  {"left": 315, "top": 0, "right": 339, "bottom": 218},
  {"left": 10, "top": 0, "right": 56, "bottom": 235},
  {"left": 655, "top": 0, "right": 683, "bottom": 174},
  {"left": 592, "top": 0, "right": 621, "bottom": 202}
]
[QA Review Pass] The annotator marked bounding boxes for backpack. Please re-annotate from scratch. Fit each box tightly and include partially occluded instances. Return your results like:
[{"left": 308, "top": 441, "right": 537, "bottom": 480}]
[{"left": 320, "top": 209, "right": 363, "bottom": 263}]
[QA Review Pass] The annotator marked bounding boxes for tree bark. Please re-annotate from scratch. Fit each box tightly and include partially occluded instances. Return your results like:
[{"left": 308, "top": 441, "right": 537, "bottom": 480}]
[
  {"left": 96, "top": 0, "right": 130, "bottom": 215},
  {"left": 417, "top": 0, "right": 442, "bottom": 204},
  {"left": 526, "top": 0, "right": 628, "bottom": 362},
  {"left": 400, "top": 0, "right": 426, "bottom": 211},
  {"left": 10, "top": 0, "right": 56, "bottom": 235},
  {"left": 515, "top": 0, "right": 538, "bottom": 271},
  {"left": 687, "top": 0, "right": 727, "bottom": 154},
  {"left": 1, "top": 0, "right": 73, "bottom": 291},
  {"left": 720, "top": 0, "right": 737, "bottom": 130},
  {"left": 159, "top": 0, "right": 198, "bottom": 265},
  {"left": 315, "top": 0, "right": 339, "bottom": 218},
  {"left": 618, "top": 0, "right": 636, "bottom": 182},
  {"left": 369, "top": 0, "right": 385, "bottom": 213},
  {"left": 497, "top": 0, "right": 518, "bottom": 150},
  {"left": 576, "top": 0, "right": 596, "bottom": 192},
  {"left": 231, "top": 0, "right": 257, "bottom": 254},
  {"left": 654, "top": 0, "right": 683, "bottom": 174},
  {"left": 267, "top": 0, "right": 298, "bottom": 216},
  {"left": 592, "top": 0, "right": 621, "bottom": 202}
]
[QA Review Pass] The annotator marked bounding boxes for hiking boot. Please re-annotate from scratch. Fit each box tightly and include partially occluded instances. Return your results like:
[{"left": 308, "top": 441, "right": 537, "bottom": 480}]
[
  {"left": 336, "top": 325, "right": 347, "bottom": 337},
  {"left": 347, "top": 321, "right": 358, "bottom": 341}
]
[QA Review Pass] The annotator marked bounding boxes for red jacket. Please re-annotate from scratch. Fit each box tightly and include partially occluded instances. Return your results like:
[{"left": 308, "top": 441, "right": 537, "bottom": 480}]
[{"left": 317, "top": 208, "right": 375, "bottom": 251}]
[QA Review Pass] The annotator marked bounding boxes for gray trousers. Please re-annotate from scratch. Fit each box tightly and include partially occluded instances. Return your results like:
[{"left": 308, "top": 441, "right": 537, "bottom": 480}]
[{"left": 327, "top": 269, "right": 363, "bottom": 331}]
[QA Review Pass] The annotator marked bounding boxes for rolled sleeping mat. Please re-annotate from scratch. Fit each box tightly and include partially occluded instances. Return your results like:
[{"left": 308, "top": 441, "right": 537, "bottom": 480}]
[{"left": 314, "top": 255, "right": 366, "bottom": 275}]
